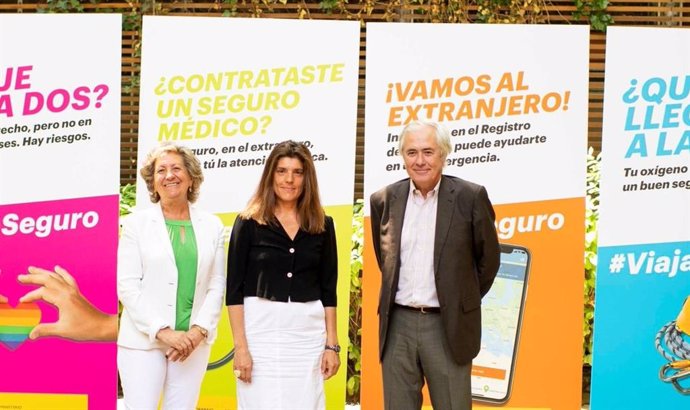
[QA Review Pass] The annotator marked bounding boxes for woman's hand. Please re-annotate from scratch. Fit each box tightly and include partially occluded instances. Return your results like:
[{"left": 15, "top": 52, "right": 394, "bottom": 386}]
[
  {"left": 187, "top": 325, "right": 207, "bottom": 347},
  {"left": 156, "top": 327, "right": 194, "bottom": 358},
  {"left": 228, "top": 305, "right": 253, "bottom": 383},
  {"left": 233, "top": 346, "right": 253, "bottom": 383},
  {"left": 321, "top": 349, "right": 340, "bottom": 380},
  {"left": 322, "top": 307, "right": 340, "bottom": 380},
  {"left": 166, "top": 325, "right": 207, "bottom": 362}
]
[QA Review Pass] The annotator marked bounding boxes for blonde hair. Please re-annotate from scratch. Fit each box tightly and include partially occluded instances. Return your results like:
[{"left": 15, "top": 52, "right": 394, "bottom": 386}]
[{"left": 139, "top": 142, "right": 204, "bottom": 203}]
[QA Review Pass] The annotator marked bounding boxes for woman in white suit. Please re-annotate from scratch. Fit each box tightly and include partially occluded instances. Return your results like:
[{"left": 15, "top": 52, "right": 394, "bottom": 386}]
[{"left": 117, "top": 143, "right": 226, "bottom": 409}]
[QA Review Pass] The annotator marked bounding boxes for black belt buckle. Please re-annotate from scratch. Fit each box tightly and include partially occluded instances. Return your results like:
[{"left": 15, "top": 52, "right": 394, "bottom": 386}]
[{"left": 396, "top": 303, "right": 440, "bottom": 314}]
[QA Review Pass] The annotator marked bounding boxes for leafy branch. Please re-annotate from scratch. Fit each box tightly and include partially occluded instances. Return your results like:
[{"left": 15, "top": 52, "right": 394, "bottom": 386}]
[{"left": 573, "top": 0, "right": 613, "bottom": 31}]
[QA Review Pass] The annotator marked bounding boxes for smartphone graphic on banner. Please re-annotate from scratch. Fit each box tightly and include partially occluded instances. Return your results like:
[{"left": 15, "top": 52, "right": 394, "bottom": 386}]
[{"left": 471, "top": 244, "right": 530, "bottom": 403}]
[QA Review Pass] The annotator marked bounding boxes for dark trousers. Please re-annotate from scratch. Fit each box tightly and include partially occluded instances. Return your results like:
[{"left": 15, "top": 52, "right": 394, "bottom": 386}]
[{"left": 382, "top": 307, "right": 472, "bottom": 410}]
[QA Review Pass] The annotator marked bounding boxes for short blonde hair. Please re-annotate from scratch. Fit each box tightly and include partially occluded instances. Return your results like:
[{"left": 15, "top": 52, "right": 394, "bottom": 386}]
[{"left": 139, "top": 143, "right": 204, "bottom": 203}]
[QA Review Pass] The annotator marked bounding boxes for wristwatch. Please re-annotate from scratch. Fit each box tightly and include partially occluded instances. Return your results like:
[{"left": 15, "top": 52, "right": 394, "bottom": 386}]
[{"left": 325, "top": 344, "right": 341, "bottom": 353}]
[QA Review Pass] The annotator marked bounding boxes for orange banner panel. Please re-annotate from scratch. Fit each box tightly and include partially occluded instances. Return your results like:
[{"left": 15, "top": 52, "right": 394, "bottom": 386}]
[{"left": 472, "top": 365, "right": 507, "bottom": 380}]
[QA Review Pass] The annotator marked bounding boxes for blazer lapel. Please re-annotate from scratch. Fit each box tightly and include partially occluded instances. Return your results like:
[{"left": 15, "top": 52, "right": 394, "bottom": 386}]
[
  {"left": 154, "top": 203, "right": 176, "bottom": 264},
  {"left": 389, "top": 181, "right": 409, "bottom": 292},
  {"left": 190, "top": 205, "right": 206, "bottom": 275},
  {"left": 392, "top": 181, "right": 410, "bottom": 257},
  {"left": 434, "top": 176, "right": 455, "bottom": 274}
]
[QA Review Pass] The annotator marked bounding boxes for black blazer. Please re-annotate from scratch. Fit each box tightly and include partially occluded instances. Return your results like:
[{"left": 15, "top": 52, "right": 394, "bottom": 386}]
[
  {"left": 370, "top": 175, "right": 500, "bottom": 365},
  {"left": 225, "top": 215, "right": 338, "bottom": 307}
]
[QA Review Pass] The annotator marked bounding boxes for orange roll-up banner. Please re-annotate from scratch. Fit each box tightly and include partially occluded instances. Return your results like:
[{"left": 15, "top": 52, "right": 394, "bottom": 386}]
[{"left": 361, "top": 23, "right": 589, "bottom": 409}]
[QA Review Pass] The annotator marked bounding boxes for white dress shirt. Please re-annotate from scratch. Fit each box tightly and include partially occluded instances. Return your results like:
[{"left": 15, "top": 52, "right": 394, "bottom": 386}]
[{"left": 395, "top": 179, "right": 441, "bottom": 308}]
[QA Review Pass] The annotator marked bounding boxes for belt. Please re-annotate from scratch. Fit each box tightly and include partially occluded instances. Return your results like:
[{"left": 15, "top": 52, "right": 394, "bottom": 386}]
[{"left": 394, "top": 303, "right": 441, "bottom": 314}]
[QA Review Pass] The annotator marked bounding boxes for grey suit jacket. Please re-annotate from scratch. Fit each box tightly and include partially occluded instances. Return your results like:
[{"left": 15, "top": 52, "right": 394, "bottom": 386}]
[{"left": 370, "top": 175, "right": 500, "bottom": 365}]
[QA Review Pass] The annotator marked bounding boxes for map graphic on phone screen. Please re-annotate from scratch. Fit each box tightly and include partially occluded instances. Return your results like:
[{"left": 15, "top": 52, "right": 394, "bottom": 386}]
[{"left": 471, "top": 244, "right": 530, "bottom": 403}]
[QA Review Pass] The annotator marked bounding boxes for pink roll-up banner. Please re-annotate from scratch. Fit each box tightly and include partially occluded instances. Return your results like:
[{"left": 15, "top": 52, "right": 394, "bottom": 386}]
[{"left": 0, "top": 14, "right": 121, "bottom": 409}]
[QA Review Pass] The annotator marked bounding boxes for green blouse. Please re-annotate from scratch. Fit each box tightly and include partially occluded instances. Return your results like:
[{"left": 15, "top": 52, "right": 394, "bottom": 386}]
[{"left": 166, "top": 219, "right": 198, "bottom": 331}]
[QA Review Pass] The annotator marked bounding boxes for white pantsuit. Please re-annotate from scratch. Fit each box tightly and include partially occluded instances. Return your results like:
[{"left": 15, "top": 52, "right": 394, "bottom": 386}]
[{"left": 117, "top": 204, "right": 226, "bottom": 409}]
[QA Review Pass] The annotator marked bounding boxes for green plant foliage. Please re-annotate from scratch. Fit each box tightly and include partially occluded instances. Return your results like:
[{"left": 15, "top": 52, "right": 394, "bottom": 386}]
[
  {"left": 573, "top": 0, "right": 613, "bottom": 31},
  {"left": 347, "top": 199, "right": 364, "bottom": 403},
  {"left": 583, "top": 147, "right": 600, "bottom": 367},
  {"left": 38, "top": 0, "right": 87, "bottom": 13},
  {"left": 319, "top": 0, "right": 340, "bottom": 13},
  {"left": 222, "top": 0, "right": 240, "bottom": 17},
  {"left": 119, "top": 183, "right": 136, "bottom": 217},
  {"left": 122, "top": 11, "right": 141, "bottom": 31}
]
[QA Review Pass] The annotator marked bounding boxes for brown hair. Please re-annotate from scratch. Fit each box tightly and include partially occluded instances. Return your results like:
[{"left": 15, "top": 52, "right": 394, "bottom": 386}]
[
  {"left": 241, "top": 140, "right": 325, "bottom": 233},
  {"left": 139, "top": 142, "right": 204, "bottom": 203}
]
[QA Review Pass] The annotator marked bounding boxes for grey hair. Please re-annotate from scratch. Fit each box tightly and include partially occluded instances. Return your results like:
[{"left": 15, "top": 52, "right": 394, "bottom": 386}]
[{"left": 398, "top": 120, "right": 452, "bottom": 159}]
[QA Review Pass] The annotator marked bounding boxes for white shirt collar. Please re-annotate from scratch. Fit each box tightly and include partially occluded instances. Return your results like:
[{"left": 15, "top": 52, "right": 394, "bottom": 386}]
[{"left": 409, "top": 178, "right": 442, "bottom": 200}]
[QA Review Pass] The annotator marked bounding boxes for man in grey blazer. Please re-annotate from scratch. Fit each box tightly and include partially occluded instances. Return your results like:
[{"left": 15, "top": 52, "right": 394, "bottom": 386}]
[{"left": 370, "top": 120, "right": 500, "bottom": 410}]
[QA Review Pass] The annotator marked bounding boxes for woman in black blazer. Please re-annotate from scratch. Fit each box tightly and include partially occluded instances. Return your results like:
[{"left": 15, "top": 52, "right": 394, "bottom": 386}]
[{"left": 226, "top": 140, "right": 340, "bottom": 410}]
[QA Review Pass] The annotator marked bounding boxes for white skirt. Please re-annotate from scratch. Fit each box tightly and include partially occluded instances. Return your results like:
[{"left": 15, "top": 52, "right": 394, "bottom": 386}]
[{"left": 238, "top": 297, "right": 326, "bottom": 410}]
